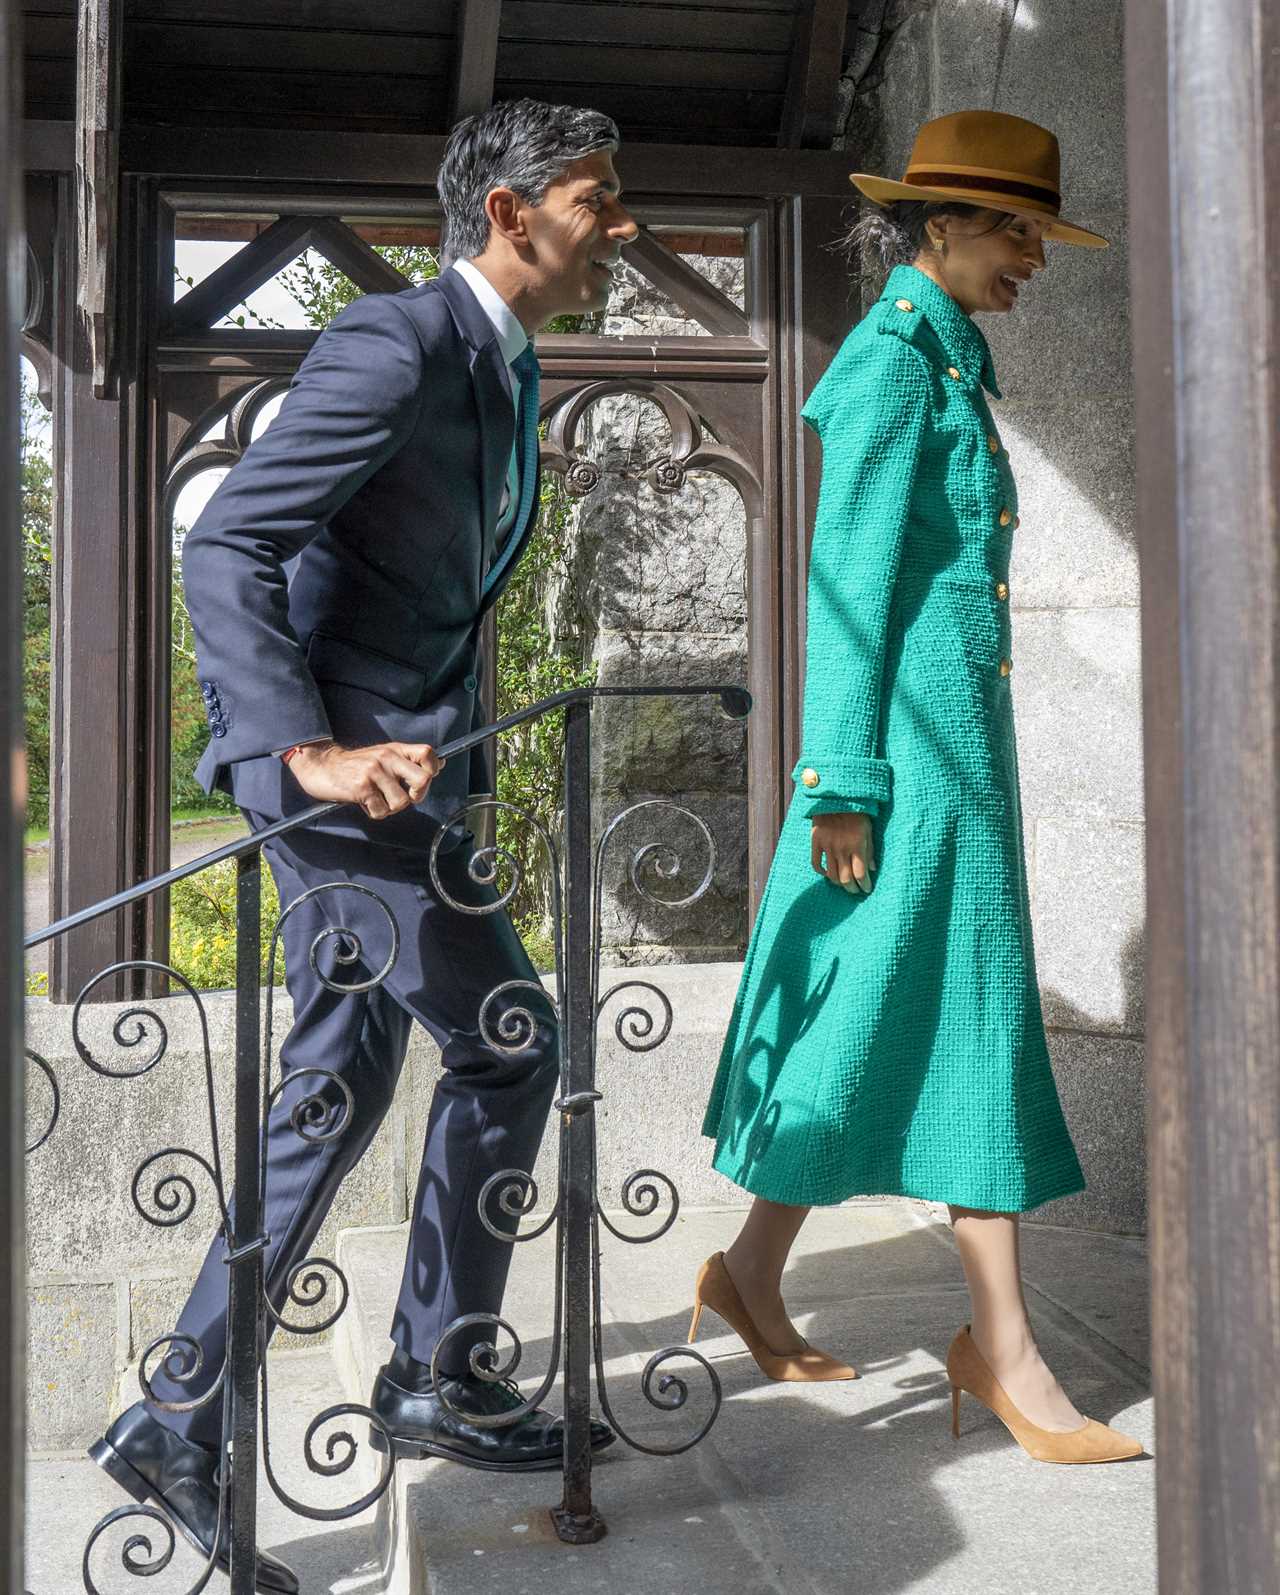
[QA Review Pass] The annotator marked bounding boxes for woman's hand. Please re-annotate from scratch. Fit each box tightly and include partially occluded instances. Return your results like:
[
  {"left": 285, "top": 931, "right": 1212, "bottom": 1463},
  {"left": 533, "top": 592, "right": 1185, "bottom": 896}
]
[{"left": 811, "top": 811, "right": 877, "bottom": 895}]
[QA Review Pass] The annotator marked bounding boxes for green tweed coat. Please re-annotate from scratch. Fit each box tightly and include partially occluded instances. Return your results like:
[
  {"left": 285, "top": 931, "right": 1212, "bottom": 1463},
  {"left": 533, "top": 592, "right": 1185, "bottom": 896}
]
[{"left": 703, "top": 263, "right": 1085, "bottom": 1213}]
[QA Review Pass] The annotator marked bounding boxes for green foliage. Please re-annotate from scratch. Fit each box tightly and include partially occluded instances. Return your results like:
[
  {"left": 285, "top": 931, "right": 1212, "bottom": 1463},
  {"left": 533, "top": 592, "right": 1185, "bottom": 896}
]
[
  {"left": 169, "top": 859, "right": 283, "bottom": 991},
  {"left": 21, "top": 378, "right": 53, "bottom": 828},
  {"left": 493, "top": 471, "right": 598, "bottom": 932},
  {"left": 170, "top": 561, "right": 236, "bottom": 815}
]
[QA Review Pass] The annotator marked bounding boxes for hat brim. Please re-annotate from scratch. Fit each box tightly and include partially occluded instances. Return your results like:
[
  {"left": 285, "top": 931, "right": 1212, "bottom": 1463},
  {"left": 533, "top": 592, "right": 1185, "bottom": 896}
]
[{"left": 848, "top": 173, "right": 1109, "bottom": 249}]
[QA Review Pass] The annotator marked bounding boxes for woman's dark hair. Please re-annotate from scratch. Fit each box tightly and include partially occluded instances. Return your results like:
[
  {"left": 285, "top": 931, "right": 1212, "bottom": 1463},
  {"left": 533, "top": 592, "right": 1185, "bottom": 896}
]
[
  {"left": 439, "top": 98, "right": 621, "bottom": 261},
  {"left": 843, "top": 199, "right": 1016, "bottom": 274}
]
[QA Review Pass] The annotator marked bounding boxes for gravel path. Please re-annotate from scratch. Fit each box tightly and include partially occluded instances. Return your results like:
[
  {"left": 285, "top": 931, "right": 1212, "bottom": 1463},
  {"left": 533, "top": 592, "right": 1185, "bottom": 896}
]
[{"left": 24, "top": 814, "right": 250, "bottom": 980}]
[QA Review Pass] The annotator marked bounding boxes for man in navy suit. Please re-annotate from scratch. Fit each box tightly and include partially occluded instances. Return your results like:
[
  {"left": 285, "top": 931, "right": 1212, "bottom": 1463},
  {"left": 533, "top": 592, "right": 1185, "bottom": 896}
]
[{"left": 89, "top": 100, "right": 638, "bottom": 1591}]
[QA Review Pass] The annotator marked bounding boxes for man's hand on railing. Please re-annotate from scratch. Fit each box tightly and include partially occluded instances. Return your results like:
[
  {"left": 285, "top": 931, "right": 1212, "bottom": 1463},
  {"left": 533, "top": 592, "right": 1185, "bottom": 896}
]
[{"left": 286, "top": 739, "right": 446, "bottom": 820}]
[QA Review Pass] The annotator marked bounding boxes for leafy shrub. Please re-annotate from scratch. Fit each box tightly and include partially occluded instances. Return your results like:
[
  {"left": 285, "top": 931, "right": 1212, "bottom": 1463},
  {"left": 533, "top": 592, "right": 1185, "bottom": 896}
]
[{"left": 169, "top": 859, "right": 283, "bottom": 991}]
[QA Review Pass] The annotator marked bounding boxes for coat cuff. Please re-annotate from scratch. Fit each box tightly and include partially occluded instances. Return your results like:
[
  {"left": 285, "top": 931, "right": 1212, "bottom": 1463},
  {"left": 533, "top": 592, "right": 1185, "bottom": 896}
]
[{"left": 791, "top": 755, "right": 892, "bottom": 817}]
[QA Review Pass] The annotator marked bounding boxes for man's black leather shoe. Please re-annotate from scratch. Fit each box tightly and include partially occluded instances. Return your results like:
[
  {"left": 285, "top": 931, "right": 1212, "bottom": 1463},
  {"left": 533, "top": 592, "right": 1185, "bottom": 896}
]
[
  {"left": 89, "top": 1404, "right": 299, "bottom": 1595},
  {"left": 369, "top": 1361, "right": 616, "bottom": 1472}
]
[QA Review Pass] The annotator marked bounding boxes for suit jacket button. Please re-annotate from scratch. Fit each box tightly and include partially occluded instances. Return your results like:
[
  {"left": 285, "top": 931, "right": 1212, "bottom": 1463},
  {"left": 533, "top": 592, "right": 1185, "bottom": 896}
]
[
  {"left": 211, "top": 724, "right": 227, "bottom": 737},
  {"left": 463, "top": 673, "right": 478, "bottom": 693},
  {"left": 800, "top": 768, "right": 820, "bottom": 788}
]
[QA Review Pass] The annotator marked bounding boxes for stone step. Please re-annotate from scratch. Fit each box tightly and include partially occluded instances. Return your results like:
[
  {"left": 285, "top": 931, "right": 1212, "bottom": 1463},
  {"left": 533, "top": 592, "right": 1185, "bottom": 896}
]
[
  {"left": 27, "top": 1343, "right": 382, "bottom": 1594},
  {"left": 329, "top": 1201, "right": 1157, "bottom": 1595}
]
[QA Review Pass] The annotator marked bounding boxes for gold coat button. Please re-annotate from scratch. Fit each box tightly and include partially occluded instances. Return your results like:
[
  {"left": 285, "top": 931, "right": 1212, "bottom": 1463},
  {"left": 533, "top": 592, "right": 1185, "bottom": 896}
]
[
  {"left": 1014, "top": 515, "right": 1021, "bottom": 529},
  {"left": 988, "top": 435, "right": 1000, "bottom": 454},
  {"left": 998, "top": 657, "right": 1012, "bottom": 677},
  {"left": 895, "top": 298, "right": 914, "bottom": 312},
  {"left": 801, "top": 768, "right": 820, "bottom": 788},
  {"left": 999, "top": 508, "right": 1012, "bottom": 527},
  {"left": 947, "top": 366, "right": 961, "bottom": 380},
  {"left": 995, "top": 580, "right": 1009, "bottom": 600}
]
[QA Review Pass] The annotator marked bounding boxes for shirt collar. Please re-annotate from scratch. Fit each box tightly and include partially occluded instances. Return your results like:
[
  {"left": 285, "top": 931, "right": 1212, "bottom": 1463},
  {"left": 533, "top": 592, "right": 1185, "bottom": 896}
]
[
  {"left": 884, "top": 263, "right": 1002, "bottom": 398},
  {"left": 449, "top": 259, "right": 530, "bottom": 370}
]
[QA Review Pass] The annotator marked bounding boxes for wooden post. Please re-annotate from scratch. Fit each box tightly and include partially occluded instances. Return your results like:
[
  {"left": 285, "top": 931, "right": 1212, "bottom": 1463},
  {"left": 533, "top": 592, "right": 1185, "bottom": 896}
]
[
  {"left": 1, "top": 0, "right": 27, "bottom": 1586},
  {"left": 1127, "top": 1, "right": 1280, "bottom": 1589}
]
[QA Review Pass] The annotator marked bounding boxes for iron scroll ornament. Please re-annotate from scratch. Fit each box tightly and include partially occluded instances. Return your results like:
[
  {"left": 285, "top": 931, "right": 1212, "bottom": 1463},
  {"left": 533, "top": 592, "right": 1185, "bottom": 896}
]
[
  {"left": 539, "top": 377, "right": 765, "bottom": 518},
  {"left": 588, "top": 799, "right": 724, "bottom": 1451},
  {"left": 74, "top": 882, "right": 405, "bottom": 1589},
  {"left": 427, "top": 783, "right": 727, "bottom": 1456},
  {"left": 29, "top": 681, "right": 752, "bottom": 1583}
]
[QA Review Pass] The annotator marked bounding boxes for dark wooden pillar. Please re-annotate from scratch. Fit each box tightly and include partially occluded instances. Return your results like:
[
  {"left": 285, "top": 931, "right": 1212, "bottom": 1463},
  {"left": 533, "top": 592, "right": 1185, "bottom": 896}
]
[
  {"left": 2, "top": 0, "right": 28, "bottom": 1584},
  {"left": 47, "top": 170, "right": 129, "bottom": 998},
  {"left": 1127, "top": 1, "right": 1280, "bottom": 1590}
]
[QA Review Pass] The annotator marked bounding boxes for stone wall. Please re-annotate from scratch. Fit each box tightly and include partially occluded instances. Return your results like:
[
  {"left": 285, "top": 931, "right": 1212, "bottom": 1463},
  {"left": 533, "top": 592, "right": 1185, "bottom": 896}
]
[
  {"left": 554, "top": 255, "right": 751, "bottom": 963},
  {"left": 844, "top": 0, "right": 1145, "bottom": 1234}
]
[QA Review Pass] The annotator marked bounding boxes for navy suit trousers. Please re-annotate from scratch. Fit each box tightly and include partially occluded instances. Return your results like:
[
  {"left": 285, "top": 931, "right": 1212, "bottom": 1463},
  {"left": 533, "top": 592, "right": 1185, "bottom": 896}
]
[{"left": 147, "top": 814, "right": 559, "bottom": 1447}]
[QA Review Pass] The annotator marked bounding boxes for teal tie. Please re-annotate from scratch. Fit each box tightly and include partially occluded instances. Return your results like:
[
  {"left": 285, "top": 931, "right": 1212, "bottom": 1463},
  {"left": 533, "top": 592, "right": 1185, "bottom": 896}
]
[{"left": 484, "top": 344, "right": 541, "bottom": 596}]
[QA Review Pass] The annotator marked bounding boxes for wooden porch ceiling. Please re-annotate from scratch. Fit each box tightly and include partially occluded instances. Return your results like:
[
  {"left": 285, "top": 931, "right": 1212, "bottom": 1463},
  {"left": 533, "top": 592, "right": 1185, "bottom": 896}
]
[{"left": 21, "top": 0, "right": 865, "bottom": 150}]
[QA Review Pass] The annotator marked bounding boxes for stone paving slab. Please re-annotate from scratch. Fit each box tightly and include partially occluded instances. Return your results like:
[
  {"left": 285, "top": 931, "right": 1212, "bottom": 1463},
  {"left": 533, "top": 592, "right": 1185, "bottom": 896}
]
[
  {"left": 26, "top": 1349, "right": 382, "bottom": 1595},
  {"left": 26, "top": 1201, "right": 1155, "bottom": 1595},
  {"left": 336, "top": 1199, "right": 1156, "bottom": 1595}
]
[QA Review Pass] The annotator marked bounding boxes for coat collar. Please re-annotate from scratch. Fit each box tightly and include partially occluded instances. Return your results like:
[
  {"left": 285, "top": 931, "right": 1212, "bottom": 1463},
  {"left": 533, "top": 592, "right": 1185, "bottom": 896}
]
[{"left": 883, "top": 264, "right": 1002, "bottom": 398}]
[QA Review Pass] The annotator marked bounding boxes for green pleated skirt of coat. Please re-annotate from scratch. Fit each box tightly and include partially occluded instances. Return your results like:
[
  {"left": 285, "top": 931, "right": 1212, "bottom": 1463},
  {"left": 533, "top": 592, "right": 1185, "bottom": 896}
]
[{"left": 703, "top": 265, "right": 1085, "bottom": 1213}]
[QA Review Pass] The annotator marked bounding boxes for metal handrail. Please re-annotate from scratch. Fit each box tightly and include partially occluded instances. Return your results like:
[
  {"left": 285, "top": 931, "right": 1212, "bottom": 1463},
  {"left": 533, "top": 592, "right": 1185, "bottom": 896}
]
[
  {"left": 24, "top": 682, "right": 751, "bottom": 950},
  {"left": 27, "top": 679, "right": 749, "bottom": 1583}
]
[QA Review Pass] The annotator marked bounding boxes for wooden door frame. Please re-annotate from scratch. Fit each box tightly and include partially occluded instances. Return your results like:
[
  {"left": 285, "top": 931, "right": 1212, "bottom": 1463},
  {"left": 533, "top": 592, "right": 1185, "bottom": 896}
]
[{"left": 1126, "top": 1, "right": 1280, "bottom": 1589}]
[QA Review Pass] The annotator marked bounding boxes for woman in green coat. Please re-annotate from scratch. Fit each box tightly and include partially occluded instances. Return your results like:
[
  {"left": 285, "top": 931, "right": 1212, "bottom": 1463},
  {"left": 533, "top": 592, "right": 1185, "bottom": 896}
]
[{"left": 696, "top": 112, "right": 1142, "bottom": 1464}]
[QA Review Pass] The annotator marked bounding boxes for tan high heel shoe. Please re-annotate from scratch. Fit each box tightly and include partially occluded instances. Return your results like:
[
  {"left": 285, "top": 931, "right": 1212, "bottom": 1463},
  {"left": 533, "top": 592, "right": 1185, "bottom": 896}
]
[
  {"left": 687, "top": 1252, "right": 857, "bottom": 1382},
  {"left": 946, "top": 1324, "right": 1144, "bottom": 1463}
]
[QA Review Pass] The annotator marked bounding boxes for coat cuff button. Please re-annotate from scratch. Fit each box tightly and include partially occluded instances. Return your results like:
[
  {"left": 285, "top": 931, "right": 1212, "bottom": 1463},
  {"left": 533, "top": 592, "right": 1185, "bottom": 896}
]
[{"left": 800, "top": 768, "right": 820, "bottom": 789}]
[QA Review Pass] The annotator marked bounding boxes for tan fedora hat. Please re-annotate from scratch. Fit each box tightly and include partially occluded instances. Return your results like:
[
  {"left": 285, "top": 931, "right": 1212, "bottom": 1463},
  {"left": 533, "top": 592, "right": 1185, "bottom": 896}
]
[{"left": 849, "top": 109, "right": 1108, "bottom": 249}]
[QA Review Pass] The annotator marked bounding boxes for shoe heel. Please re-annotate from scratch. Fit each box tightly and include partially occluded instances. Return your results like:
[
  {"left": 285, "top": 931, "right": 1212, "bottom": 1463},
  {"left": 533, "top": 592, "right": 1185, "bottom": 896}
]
[
  {"left": 688, "top": 1300, "right": 704, "bottom": 1343},
  {"left": 950, "top": 1385, "right": 962, "bottom": 1440},
  {"left": 89, "top": 1437, "right": 151, "bottom": 1504},
  {"left": 369, "top": 1424, "right": 431, "bottom": 1462}
]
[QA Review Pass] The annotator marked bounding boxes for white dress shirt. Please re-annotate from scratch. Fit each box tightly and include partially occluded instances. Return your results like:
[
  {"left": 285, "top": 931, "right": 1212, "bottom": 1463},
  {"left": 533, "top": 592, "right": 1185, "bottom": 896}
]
[{"left": 450, "top": 258, "right": 531, "bottom": 546}]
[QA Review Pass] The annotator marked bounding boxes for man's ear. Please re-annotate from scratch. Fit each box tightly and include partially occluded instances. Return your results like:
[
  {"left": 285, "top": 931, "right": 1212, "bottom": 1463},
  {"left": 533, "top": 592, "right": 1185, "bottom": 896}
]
[{"left": 484, "top": 186, "right": 528, "bottom": 246}]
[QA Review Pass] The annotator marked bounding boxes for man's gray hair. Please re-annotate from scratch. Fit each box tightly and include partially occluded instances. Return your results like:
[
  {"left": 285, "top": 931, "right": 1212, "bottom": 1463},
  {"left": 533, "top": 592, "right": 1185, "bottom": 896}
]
[{"left": 439, "top": 98, "right": 621, "bottom": 261}]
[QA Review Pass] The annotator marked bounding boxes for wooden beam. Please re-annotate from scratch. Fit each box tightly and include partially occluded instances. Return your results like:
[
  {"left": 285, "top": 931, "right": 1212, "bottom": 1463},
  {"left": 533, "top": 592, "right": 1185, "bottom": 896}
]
[
  {"left": 170, "top": 213, "right": 316, "bottom": 332},
  {"left": 308, "top": 217, "right": 417, "bottom": 295},
  {"left": 22, "top": 117, "right": 74, "bottom": 172},
  {"left": 780, "top": 0, "right": 846, "bottom": 149},
  {"left": 75, "top": 0, "right": 121, "bottom": 395},
  {"left": 450, "top": 0, "right": 501, "bottom": 123},
  {"left": 621, "top": 227, "right": 750, "bottom": 338},
  {"left": 1126, "top": 0, "right": 1280, "bottom": 1590},
  {"left": 120, "top": 126, "right": 860, "bottom": 197}
]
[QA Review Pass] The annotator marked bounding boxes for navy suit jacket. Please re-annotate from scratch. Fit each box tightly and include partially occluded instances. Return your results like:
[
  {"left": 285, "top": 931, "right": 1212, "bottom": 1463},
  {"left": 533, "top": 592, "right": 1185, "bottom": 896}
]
[{"left": 182, "top": 268, "right": 540, "bottom": 839}]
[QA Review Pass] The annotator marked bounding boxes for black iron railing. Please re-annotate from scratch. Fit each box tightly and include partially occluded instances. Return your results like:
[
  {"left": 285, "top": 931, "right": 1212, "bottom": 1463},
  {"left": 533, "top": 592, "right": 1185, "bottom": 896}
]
[{"left": 23, "top": 682, "right": 751, "bottom": 1589}]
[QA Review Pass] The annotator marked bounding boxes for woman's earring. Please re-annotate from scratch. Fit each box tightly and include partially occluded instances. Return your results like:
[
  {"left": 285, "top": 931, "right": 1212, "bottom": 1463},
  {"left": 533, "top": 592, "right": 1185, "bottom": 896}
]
[{"left": 933, "top": 236, "right": 944, "bottom": 252}]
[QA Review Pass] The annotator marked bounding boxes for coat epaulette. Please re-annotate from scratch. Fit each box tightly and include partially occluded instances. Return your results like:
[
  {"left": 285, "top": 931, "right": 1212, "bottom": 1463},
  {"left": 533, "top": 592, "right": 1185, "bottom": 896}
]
[{"left": 870, "top": 292, "right": 948, "bottom": 370}]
